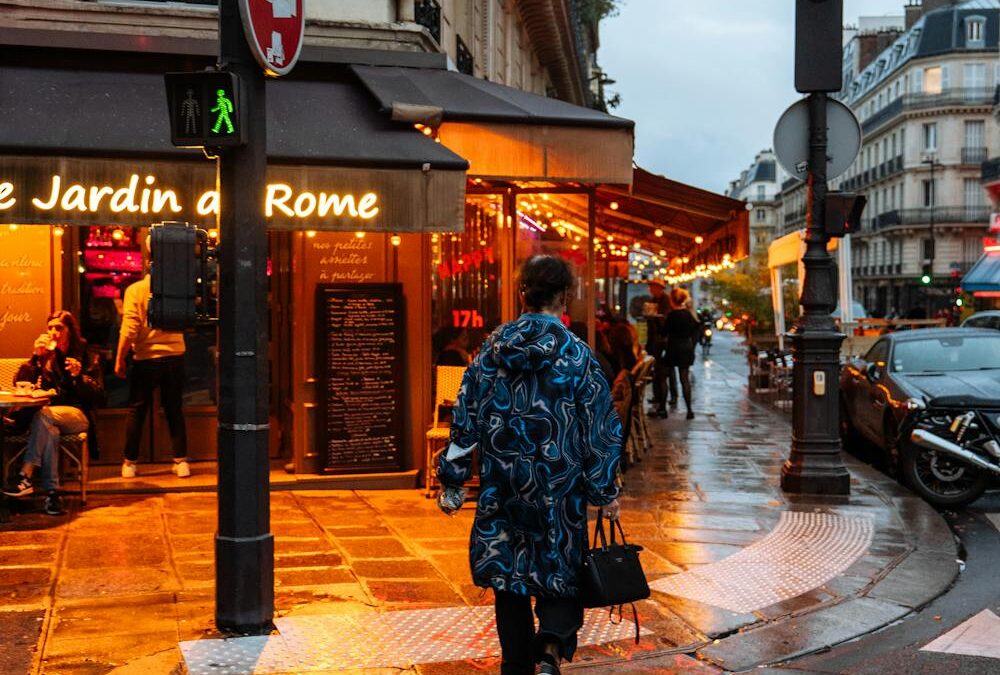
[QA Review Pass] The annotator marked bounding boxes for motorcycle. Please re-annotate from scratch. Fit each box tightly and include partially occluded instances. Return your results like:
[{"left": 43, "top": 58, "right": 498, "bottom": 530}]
[{"left": 698, "top": 321, "right": 713, "bottom": 357}]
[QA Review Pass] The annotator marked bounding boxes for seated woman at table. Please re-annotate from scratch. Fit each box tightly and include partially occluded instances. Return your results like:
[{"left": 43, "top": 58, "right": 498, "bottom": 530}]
[{"left": 3, "top": 311, "right": 102, "bottom": 515}]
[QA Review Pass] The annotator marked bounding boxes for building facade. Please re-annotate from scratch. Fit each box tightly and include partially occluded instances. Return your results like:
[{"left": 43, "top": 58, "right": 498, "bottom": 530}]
[
  {"left": 836, "top": 0, "right": 999, "bottom": 318},
  {"left": 726, "top": 149, "right": 785, "bottom": 254}
]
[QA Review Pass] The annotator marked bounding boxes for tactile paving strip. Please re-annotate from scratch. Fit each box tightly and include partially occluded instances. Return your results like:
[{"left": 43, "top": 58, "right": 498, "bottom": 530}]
[
  {"left": 180, "top": 605, "right": 651, "bottom": 673},
  {"left": 650, "top": 511, "right": 873, "bottom": 613}
]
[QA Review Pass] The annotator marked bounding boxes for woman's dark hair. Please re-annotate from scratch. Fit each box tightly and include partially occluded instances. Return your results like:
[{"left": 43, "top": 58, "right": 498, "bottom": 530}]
[
  {"left": 48, "top": 310, "right": 85, "bottom": 358},
  {"left": 519, "top": 255, "right": 575, "bottom": 311}
]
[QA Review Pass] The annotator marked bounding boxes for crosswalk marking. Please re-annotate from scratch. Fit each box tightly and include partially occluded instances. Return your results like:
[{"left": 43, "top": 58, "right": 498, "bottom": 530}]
[{"left": 922, "top": 609, "right": 1000, "bottom": 659}]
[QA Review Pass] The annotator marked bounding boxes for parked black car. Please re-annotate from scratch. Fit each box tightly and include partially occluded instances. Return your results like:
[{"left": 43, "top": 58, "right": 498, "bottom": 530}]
[{"left": 840, "top": 328, "right": 1000, "bottom": 507}]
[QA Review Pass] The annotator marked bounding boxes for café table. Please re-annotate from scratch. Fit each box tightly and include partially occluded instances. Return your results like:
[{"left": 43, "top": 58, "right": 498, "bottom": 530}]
[{"left": 0, "top": 392, "right": 51, "bottom": 523}]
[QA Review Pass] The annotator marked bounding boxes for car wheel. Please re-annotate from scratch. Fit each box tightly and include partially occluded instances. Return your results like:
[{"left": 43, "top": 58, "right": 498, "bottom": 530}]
[{"left": 899, "top": 440, "right": 988, "bottom": 508}]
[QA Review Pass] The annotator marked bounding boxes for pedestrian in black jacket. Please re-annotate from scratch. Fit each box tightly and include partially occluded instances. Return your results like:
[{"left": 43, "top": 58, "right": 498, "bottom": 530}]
[
  {"left": 3, "top": 311, "right": 102, "bottom": 515},
  {"left": 663, "top": 288, "right": 700, "bottom": 419}
]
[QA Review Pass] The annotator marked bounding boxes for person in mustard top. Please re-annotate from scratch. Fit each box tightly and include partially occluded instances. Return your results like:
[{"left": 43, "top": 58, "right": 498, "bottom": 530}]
[{"left": 114, "top": 236, "right": 189, "bottom": 478}]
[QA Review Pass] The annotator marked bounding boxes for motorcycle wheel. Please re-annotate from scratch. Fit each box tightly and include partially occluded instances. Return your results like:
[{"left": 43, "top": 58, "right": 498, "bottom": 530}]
[{"left": 899, "top": 441, "right": 988, "bottom": 508}]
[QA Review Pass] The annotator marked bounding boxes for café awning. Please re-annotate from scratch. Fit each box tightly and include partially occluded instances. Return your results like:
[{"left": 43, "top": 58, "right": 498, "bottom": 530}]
[
  {"left": 351, "top": 65, "right": 634, "bottom": 185},
  {"left": 0, "top": 66, "right": 467, "bottom": 232},
  {"left": 595, "top": 167, "right": 750, "bottom": 268},
  {"left": 961, "top": 252, "right": 1000, "bottom": 294}
]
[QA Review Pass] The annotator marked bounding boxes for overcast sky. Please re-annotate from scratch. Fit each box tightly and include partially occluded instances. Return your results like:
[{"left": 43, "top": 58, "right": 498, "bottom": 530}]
[{"left": 599, "top": 0, "right": 907, "bottom": 194}]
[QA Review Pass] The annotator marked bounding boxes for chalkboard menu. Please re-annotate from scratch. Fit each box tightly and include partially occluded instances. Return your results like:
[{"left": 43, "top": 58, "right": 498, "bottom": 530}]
[{"left": 317, "top": 284, "right": 405, "bottom": 474}]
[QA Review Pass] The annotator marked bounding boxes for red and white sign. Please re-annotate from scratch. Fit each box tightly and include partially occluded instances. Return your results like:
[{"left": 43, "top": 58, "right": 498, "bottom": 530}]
[
  {"left": 990, "top": 212, "right": 1000, "bottom": 233},
  {"left": 239, "top": 0, "right": 305, "bottom": 77}
]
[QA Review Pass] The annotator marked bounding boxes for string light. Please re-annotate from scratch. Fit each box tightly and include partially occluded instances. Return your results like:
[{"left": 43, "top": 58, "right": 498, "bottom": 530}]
[
  {"left": 654, "top": 229, "right": 663, "bottom": 237},
  {"left": 610, "top": 201, "right": 619, "bottom": 210},
  {"left": 306, "top": 230, "right": 316, "bottom": 238},
  {"left": 391, "top": 234, "right": 401, "bottom": 246},
  {"left": 354, "top": 231, "right": 365, "bottom": 239},
  {"left": 53, "top": 227, "right": 64, "bottom": 237},
  {"left": 694, "top": 235, "right": 704, "bottom": 244}
]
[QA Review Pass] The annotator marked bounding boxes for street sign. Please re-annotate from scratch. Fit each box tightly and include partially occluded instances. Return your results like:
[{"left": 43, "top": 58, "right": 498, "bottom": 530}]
[
  {"left": 990, "top": 212, "right": 1000, "bottom": 232},
  {"left": 795, "top": 0, "right": 843, "bottom": 93},
  {"left": 239, "top": 0, "right": 304, "bottom": 77},
  {"left": 773, "top": 97, "right": 861, "bottom": 181},
  {"left": 165, "top": 71, "right": 244, "bottom": 147}
]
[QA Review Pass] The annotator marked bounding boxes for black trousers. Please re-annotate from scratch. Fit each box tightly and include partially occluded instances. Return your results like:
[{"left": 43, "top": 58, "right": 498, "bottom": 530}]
[
  {"left": 123, "top": 356, "right": 187, "bottom": 461},
  {"left": 667, "top": 366, "right": 693, "bottom": 411},
  {"left": 651, "top": 356, "right": 669, "bottom": 411},
  {"left": 494, "top": 590, "right": 584, "bottom": 675}
]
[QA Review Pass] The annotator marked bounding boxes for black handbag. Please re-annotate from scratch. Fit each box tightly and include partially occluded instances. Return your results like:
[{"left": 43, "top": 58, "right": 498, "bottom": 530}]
[{"left": 579, "top": 509, "right": 649, "bottom": 642}]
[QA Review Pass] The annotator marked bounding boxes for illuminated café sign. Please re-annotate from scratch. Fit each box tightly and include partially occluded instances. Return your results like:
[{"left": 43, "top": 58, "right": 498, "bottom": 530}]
[
  {"left": 0, "top": 157, "right": 411, "bottom": 232},
  {"left": 0, "top": 175, "right": 378, "bottom": 221}
]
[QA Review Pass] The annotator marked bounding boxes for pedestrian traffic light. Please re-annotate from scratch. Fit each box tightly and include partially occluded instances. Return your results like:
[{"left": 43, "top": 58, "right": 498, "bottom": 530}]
[
  {"left": 150, "top": 221, "right": 214, "bottom": 330},
  {"left": 795, "top": 0, "right": 844, "bottom": 93},
  {"left": 164, "top": 71, "right": 244, "bottom": 147},
  {"left": 825, "top": 192, "right": 866, "bottom": 238},
  {"left": 921, "top": 263, "right": 932, "bottom": 285}
]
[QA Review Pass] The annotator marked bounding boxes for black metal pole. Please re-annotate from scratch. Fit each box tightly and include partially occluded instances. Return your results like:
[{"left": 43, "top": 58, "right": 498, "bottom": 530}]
[
  {"left": 215, "top": 0, "right": 274, "bottom": 632},
  {"left": 781, "top": 92, "right": 851, "bottom": 496},
  {"left": 927, "top": 159, "right": 936, "bottom": 319}
]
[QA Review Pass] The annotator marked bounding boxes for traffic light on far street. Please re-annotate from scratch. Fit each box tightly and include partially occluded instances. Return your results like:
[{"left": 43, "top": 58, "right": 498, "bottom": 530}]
[
  {"left": 150, "top": 221, "right": 211, "bottom": 330},
  {"left": 165, "top": 71, "right": 244, "bottom": 147},
  {"left": 921, "top": 263, "right": 933, "bottom": 285},
  {"left": 825, "top": 192, "right": 866, "bottom": 238},
  {"left": 795, "top": 0, "right": 844, "bottom": 93}
]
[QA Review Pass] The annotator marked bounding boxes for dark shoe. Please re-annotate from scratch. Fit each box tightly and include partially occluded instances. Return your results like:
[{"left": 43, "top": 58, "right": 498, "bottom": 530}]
[
  {"left": 686, "top": 411, "right": 695, "bottom": 420},
  {"left": 668, "top": 399, "right": 679, "bottom": 408},
  {"left": 657, "top": 409, "right": 669, "bottom": 419},
  {"left": 2, "top": 473, "right": 33, "bottom": 498},
  {"left": 43, "top": 492, "right": 65, "bottom": 516}
]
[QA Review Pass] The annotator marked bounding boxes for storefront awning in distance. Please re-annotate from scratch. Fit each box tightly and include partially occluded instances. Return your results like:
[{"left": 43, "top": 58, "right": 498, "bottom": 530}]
[
  {"left": 961, "top": 252, "right": 1000, "bottom": 293},
  {"left": 595, "top": 167, "right": 750, "bottom": 267},
  {"left": 0, "top": 67, "right": 467, "bottom": 232},
  {"left": 351, "top": 65, "right": 634, "bottom": 186}
]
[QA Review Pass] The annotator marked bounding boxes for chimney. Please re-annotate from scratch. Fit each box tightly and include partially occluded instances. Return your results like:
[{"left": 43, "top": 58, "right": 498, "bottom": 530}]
[
  {"left": 922, "top": 0, "right": 959, "bottom": 14},
  {"left": 856, "top": 33, "right": 881, "bottom": 72},
  {"left": 876, "top": 28, "right": 902, "bottom": 53},
  {"left": 905, "top": 0, "right": 922, "bottom": 29}
]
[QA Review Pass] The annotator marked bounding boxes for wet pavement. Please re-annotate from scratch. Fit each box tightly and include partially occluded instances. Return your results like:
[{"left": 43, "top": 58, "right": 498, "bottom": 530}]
[{"left": 0, "top": 332, "right": 961, "bottom": 674}]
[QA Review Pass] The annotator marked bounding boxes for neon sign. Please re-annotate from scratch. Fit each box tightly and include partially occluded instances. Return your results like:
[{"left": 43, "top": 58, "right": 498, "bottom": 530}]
[{"left": 0, "top": 174, "right": 380, "bottom": 223}]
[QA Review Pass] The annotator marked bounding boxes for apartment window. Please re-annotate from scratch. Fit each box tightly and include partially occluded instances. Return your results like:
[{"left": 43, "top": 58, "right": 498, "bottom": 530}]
[
  {"left": 965, "top": 120, "right": 985, "bottom": 149},
  {"left": 965, "top": 17, "right": 985, "bottom": 46},
  {"left": 414, "top": 0, "right": 442, "bottom": 43},
  {"left": 963, "top": 238, "right": 981, "bottom": 263},
  {"left": 757, "top": 185, "right": 765, "bottom": 201},
  {"left": 756, "top": 208, "right": 767, "bottom": 223},
  {"left": 891, "top": 133, "right": 897, "bottom": 157},
  {"left": 922, "top": 180, "right": 935, "bottom": 207},
  {"left": 922, "top": 239, "right": 934, "bottom": 261},
  {"left": 965, "top": 178, "right": 985, "bottom": 208},
  {"left": 922, "top": 122, "right": 937, "bottom": 151},
  {"left": 456, "top": 35, "right": 474, "bottom": 75},
  {"left": 890, "top": 185, "right": 896, "bottom": 210},
  {"left": 923, "top": 66, "right": 941, "bottom": 95},
  {"left": 964, "top": 63, "right": 986, "bottom": 90}
]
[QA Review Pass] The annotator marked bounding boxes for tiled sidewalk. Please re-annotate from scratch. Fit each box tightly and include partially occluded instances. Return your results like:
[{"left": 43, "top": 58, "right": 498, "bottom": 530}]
[{"left": 0, "top": 334, "right": 959, "bottom": 674}]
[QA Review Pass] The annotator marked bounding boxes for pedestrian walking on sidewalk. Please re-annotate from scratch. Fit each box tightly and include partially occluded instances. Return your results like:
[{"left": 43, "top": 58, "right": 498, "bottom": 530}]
[
  {"left": 436, "top": 255, "right": 623, "bottom": 675},
  {"left": 643, "top": 280, "right": 671, "bottom": 418},
  {"left": 663, "top": 287, "right": 700, "bottom": 420},
  {"left": 114, "top": 236, "right": 189, "bottom": 479}
]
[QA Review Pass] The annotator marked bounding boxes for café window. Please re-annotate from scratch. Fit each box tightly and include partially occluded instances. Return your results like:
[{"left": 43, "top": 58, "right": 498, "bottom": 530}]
[
  {"left": 431, "top": 194, "right": 503, "bottom": 367},
  {"left": 514, "top": 193, "right": 589, "bottom": 331},
  {"left": 75, "top": 225, "right": 217, "bottom": 408}
]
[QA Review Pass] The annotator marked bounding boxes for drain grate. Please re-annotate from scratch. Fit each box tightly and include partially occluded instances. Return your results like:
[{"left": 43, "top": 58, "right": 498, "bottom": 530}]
[
  {"left": 180, "top": 605, "right": 651, "bottom": 673},
  {"left": 650, "top": 511, "right": 873, "bottom": 613}
]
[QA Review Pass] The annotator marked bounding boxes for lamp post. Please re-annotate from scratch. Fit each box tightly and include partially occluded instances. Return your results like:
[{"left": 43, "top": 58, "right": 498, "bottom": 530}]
[{"left": 921, "top": 156, "right": 938, "bottom": 318}]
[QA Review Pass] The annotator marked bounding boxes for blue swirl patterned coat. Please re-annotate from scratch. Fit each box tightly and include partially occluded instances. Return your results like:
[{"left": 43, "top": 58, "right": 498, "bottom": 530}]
[{"left": 437, "top": 312, "right": 623, "bottom": 598}]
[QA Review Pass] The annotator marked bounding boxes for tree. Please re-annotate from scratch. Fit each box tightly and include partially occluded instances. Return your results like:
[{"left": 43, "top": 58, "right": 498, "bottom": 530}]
[{"left": 706, "top": 252, "right": 779, "bottom": 334}]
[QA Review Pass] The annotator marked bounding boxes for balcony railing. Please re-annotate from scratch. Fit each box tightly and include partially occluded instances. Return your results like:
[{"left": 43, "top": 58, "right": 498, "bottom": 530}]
[
  {"left": 962, "top": 147, "right": 988, "bottom": 164},
  {"left": 981, "top": 157, "right": 1000, "bottom": 183},
  {"left": 861, "top": 88, "right": 996, "bottom": 135},
  {"left": 873, "top": 206, "right": 990, "bottom": 230},
  {"left": 415, "top": 0, "right": 441, "bottom": 43},
  {"left": 784, "top": 209, "right": 807, "bottom": 225},
  {"left": 456, "top": 35, "right": 473, "bottom": 75}
]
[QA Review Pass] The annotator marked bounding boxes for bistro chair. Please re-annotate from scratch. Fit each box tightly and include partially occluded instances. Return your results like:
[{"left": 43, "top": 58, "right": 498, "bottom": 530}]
[
  {"left": 630, "top": 357, "right": 656, "bottom": 457},
  {"left": 424, "top": 365, "right": 467, "bottom": 497},
  {"left": 0, "top": 357, "right": 89, "bottom": 505}
]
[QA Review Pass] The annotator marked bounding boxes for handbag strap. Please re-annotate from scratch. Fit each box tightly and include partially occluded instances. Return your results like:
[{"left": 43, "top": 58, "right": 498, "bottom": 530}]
[
  {"left": 607, "top": 516, "right": 630, "bottom": 547},
  {"left": 592, "top": 508, "right": 610, "bottom": 549},
  {"left": 605, "top": 603, "right": 641, "bottom": 645}
]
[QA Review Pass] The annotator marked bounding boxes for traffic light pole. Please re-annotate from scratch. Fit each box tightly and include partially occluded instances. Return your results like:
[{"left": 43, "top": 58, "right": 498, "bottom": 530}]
[
  {"left": 780, "top": 91, "right": 851, "bottom": 496},
  {"left": 215, "top": 0, "right": 274, "bottom": 632}
]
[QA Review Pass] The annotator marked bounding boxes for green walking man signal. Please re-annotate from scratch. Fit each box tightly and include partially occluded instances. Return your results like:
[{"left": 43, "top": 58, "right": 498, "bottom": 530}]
[{"left": 165, "top": 71, "right": 245, "bottom": 147}]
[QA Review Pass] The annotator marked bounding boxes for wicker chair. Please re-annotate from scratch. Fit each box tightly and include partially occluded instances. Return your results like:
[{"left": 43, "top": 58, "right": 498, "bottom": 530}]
[
  {"left": 0, "top": 357, "right": 89, "bottom": 504},
  {"left": 629, "top": 357, "right": 656, "bottom": 457},
  {"left": 424, "top": 365, "right": 467, "bottom": 496}
]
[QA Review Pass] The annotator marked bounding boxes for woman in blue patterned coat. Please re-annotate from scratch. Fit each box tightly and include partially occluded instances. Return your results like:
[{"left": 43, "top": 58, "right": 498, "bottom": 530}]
[{"left": 437, "top": 255, "right": 623, "bottom": 675}]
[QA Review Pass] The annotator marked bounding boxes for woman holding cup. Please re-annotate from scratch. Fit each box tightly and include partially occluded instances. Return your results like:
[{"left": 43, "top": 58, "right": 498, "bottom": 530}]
[{"left": 2, "top": 311, "right": 102, "bottom": 515}]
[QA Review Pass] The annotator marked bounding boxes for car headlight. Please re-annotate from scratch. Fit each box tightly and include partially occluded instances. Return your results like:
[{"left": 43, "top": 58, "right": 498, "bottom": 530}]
[{"left": 905, "top": 398, "right": 926, "bottom": 411}]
